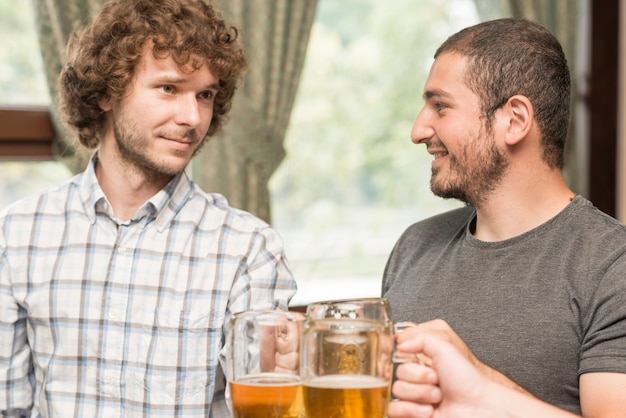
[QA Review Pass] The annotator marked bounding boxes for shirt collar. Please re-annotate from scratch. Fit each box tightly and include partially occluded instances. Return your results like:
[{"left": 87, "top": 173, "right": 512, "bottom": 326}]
[
  {"left": 151, "top": 172, "right": 194, "bottom": 232},
  {"left": 78, "top": 156, "right": 194, "bottom": 231}
]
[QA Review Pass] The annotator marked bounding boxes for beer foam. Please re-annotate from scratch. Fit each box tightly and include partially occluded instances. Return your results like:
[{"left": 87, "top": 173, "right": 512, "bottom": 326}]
[
  {"left": 304, "top": 374, "right": 387, "bottom": 389},
  {"left": 235, "top": 373, "right": 301, "bottom": 387}
]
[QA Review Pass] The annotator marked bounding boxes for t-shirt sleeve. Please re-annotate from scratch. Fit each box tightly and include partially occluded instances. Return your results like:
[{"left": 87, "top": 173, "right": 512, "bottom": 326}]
[{"left": 579, "top": 255, "right": 626, "bottom": 375}]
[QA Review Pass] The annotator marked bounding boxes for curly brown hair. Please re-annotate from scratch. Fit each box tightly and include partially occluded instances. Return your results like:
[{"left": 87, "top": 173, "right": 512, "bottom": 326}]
[{"left": 58, "top": 0, "right": 247, "bottom": 149}]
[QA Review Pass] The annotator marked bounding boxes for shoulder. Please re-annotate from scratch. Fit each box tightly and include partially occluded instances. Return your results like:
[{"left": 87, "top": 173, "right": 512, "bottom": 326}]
[
  {"left": 0, "top": 175, "right": 81, "bottom": 221},
  {"left": 0, "top": 177, "right": 81, "bottom": 249},
  {"left": 387, "top": 206, "right": 475, "bottom": 260},
  {"left": 398, "top": 206, "right": 475, "bottom": 243},
  {"left": 185, "top": 185, "right": 276, "bottom": 235},
  {"left": 191, "top": 191, "right": 288, "bottom": 256},
  {"left": 568, "top": 196, "right": 625, "bottom": 228},
  {"left": 563, "top": 197, "right": 626, "bottom": 254}
]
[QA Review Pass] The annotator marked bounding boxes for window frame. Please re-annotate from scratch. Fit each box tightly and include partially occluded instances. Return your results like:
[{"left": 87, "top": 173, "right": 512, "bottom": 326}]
[{"left": 0, "top": 106, "right": 54, "bottom": 160}]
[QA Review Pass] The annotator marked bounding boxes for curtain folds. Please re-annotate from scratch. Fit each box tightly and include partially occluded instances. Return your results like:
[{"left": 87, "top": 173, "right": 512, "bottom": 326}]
[
  {"left": 472, "top": 0, "right": 582, "bottom": 194},
  {"left": 33, "top": 0, "right": 318, "bottom": 222},
  {"left": 34, "top": 0, "right": 105, "bottom": 173},
  {"left": 196, "top": 0, "right": 318, "bottom": 222}
]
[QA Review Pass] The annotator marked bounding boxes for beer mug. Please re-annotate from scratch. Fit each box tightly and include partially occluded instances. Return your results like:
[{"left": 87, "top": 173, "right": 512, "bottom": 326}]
[
  {"left": 227, "top": 310, "right": 305, "bottom": 418},
  {"left": 306, "top": 297, "right": 400, "bottom": 375},
  {"left": 306, "top": 298, "right": 421, "bottom": 366},
  {"left": 301, "top": 299, "right": 394, "bottom": 418}
]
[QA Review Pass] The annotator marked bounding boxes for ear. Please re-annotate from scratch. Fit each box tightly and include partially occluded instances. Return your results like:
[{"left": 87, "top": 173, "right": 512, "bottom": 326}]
[
  {"left": 502, "top": 95, "right": 534, "bottom": 146},
  {"left": 98, "top": 96, "right": 112, "bottom": 112}
]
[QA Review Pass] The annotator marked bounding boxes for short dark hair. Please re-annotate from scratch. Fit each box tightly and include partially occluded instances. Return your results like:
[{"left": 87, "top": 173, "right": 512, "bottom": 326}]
[
  {"left": 435, "top": 18, "right": 571, "bottom": 168},
  {"left": 58, "top": 0, "right": 247, "bottom": 149}
]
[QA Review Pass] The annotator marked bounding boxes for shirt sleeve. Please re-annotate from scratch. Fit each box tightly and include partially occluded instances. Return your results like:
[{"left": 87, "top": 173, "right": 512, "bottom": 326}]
[
  {"left": 0, "top": 234, "right": 33, "bottom": 412},
  {"left": 226, "top": 225, "right": 297, "bottom": 315},
  {"left": 579, "top": 253, "right": 626, "bottom": 375},
  {"left": 217, "top": 224, "right": 297, "bottom": 414}
]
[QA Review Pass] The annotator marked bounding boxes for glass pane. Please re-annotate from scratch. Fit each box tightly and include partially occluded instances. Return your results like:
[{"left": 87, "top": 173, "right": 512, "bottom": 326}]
[
  {"left": 0, "top": 2, "right": 72, "bottom": 211},
  {"left": 0, "top": 1, "right": 50, "bottom": 105},
  {"left": 271, "top": 0, "right": 479, "bottom": 306}
]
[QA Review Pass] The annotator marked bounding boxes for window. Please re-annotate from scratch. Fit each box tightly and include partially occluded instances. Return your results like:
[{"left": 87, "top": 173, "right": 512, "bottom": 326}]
[
  {"left": 0, "top": 1, "right": 72, "bottom": 209},
  {"left": 271, "top": 0, "right": 476, "bottom": 305},
  {"left": 0, "top": 2, "right": 49, "bottom": 107}
]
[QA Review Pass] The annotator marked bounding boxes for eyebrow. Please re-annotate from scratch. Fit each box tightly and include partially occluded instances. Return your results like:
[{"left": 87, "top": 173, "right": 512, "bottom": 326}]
[
  {"left": 154, "top": 75, "right": 220, "bottom": 91},
  {"left": 422, "top": 89, "right": 453, "bottom": 101},
  {"left": 153, "top": 74, "right": 187, "bottom": 84},
  {"left": 202, "top": 82, "right": 221, "bottom": 91}
]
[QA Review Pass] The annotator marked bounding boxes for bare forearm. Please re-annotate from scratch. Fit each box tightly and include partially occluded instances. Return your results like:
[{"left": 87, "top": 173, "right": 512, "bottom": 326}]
[
  {"left": 483, "top": 381, "right": 580, "bottom": 418},
  {"left": 479, "top": 363, "right": 534, "bottom": 396}
]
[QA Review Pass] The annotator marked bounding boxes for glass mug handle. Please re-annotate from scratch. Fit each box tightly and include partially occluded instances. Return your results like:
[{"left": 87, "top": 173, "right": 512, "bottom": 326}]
[{"left": 392, "top": 322, "right": 424, "bottom": 365}]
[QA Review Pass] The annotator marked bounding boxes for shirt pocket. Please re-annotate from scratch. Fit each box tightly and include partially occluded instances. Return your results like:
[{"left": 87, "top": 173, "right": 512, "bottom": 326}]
[{"left": 126, "top": 308, "right": 222, "bottom": 404}]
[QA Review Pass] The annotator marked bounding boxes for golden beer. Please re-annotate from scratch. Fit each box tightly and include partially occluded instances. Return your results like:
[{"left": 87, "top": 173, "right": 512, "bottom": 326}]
[
  {"left": 230, "top": 373, "right": 303, "bottom": 418},
  {"left": 304, "top": 319, "right": 394, "bottom": 380},
  {"left": 303, "top": 374, "right": 390, "bottom": 418}
]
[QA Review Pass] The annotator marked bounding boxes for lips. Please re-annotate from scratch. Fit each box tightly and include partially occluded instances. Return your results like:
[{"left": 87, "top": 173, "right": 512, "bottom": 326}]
[
  {"left": 428, "top": 147, "right": 449, "bottom": 170},
  {"left": 425, "top": 140, "right": 448, "bottom": 160},
  {"left": 163, "top": 136, "right": 193, "bottom": 144},
  {"left": 160, "top": 135, "right": 196, "bottom": 153},
  {"left": 429, "top": 149, "right": 449, "bottom": 160}
]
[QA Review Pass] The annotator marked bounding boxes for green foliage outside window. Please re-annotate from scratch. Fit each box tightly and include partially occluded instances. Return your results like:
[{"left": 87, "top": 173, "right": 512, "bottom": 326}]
[{"left": 271, "top": 0, "right": 473, "bottom": 303}]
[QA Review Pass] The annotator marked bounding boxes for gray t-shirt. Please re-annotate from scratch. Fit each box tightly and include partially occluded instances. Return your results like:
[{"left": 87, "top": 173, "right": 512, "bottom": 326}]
[{"left": 382, "top": 196, "right": 626, "bottom": 413}]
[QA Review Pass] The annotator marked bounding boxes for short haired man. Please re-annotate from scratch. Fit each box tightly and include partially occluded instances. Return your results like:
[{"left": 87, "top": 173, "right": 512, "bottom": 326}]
[{"left": 383, "top": 18, "right": 626, "bottom": 416}]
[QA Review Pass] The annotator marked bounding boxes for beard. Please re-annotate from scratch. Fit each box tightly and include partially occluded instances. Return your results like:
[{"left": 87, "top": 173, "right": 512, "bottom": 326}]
[
  {"left": 430, "top": 127, "right": 508, "bottom": 208},
  {"left": 112, "top": 110, "right": 205, "bottom": 180}
]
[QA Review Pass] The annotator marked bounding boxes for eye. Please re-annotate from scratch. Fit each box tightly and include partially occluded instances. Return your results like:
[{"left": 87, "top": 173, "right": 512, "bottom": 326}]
[
  {"left": 160, "top": 85, "right": 175, "bottom": 94},
  {"left": 198, "top": 90, "right": 214, "bottom": 100},
  {"left": 434, "top": 102, "right": 448, "bottom": 112}
]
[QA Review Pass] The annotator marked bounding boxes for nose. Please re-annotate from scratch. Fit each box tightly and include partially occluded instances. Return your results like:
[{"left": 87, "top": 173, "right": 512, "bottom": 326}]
[
  {"left": 175, "top": 94, "right": 202, "bottom": 127},
  {"left": 410, "top": 106, "right": 434, "bottom": 144}
]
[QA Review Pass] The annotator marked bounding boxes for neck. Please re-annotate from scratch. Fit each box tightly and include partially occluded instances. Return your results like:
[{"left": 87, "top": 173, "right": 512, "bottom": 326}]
[
  {"left": 472, "top": 168, "right": 574, "bottom": 242},
  {"left": 94, "top": 151, "right": 173, "bottom": 221}
]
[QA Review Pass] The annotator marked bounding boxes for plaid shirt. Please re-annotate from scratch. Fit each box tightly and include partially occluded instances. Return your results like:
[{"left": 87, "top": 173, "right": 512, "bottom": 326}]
[{"left": 0, "top": 159, "right": 296, "bottom": 417}]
